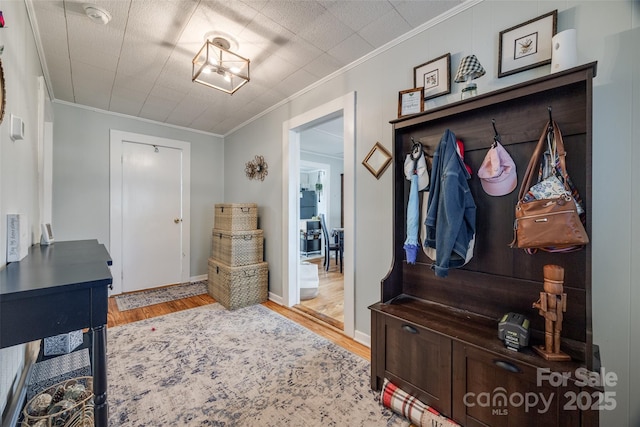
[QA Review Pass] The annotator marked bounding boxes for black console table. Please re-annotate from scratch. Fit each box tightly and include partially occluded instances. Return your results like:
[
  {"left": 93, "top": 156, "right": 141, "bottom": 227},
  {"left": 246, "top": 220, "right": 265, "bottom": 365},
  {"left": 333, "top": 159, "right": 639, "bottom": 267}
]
[{"left": 0, "top": 240, "right": 112, "bottom": 427}]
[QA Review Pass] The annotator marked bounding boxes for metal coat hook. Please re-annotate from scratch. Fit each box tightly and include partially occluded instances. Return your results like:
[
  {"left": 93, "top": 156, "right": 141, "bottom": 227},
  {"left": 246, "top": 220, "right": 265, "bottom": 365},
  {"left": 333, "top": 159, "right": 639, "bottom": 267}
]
[
  {"left": 409, "top": 137, "right": 424, "bottom": 175},
  {"left": 410, "top": 137, "right": 423, "bottom": 158},
  {"left": 491, "top": 119, "right": 501, "bottom": 147},
  {"left": 547, "top": 106, "right": 554, "bottom": 133}
]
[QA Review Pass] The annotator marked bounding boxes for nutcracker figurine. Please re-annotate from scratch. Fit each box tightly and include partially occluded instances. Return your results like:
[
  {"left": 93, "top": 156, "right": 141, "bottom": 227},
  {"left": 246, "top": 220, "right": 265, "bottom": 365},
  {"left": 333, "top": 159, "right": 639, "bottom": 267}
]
[{"left": 532, "top": 264, "right": 571, "bottom": 361}]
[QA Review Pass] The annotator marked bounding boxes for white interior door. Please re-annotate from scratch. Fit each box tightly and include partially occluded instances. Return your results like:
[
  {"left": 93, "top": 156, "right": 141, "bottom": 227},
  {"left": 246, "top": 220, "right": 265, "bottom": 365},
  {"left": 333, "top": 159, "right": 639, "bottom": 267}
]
[
  {"left": 110, "top": 130, "right": 191, "bottom": 296},
  {"left": 122, "top": 142, "right": 183, "bottom": 292}
]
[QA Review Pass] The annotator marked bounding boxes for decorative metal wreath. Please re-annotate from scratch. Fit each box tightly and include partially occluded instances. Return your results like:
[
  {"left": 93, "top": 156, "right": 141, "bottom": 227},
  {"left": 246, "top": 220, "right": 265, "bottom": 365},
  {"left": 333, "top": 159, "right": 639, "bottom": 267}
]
[{"left": 245, "top": 155, "right": 268, "bottom": 181}]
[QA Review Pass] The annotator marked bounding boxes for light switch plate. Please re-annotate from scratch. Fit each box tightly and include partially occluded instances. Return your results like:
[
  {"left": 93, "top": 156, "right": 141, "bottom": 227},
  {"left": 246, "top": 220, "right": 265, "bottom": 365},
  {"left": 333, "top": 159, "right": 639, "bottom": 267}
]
[{"left": 10, "top": 114, "right": 24, "bottom": 140}]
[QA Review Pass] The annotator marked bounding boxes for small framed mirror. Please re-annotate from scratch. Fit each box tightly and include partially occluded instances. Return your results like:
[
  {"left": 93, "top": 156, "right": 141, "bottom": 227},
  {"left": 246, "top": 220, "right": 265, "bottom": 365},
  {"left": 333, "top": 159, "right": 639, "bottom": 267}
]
[{"left": 362, "top": 142, "right": 392, "bottom": 179}]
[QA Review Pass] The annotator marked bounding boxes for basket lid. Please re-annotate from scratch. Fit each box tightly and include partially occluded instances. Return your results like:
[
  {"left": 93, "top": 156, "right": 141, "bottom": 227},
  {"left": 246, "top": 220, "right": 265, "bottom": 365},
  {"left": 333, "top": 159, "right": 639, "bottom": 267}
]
[
  {"left": 208, "top": 257, "right": 268, "bottom": 270},
  {"left": 215, "top": 203, "right": 257, "bottom": 209},
  {"left": 212, "top": 228, "right": 263, "bottom": 238}
]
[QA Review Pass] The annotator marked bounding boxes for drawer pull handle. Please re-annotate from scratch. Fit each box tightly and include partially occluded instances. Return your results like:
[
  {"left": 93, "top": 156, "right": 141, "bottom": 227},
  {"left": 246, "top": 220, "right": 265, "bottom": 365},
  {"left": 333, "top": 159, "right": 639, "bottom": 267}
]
[
  {"left": 401, "top": 325, "right": 418, "bottom": 334},
  {"left": 493, "top": 360, "right": 521, "bottom": 373}
]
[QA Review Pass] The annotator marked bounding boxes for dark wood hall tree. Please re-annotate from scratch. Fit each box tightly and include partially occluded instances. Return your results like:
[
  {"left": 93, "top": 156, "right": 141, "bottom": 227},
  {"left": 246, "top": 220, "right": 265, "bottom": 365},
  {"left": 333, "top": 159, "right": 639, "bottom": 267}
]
[{"left": 370, "top": 63, "right": 600, "bottom": 427}]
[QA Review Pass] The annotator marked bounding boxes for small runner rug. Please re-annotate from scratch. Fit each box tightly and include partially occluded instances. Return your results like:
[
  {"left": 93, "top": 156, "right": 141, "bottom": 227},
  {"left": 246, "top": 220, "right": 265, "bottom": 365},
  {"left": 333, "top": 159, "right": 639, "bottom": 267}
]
[
  {"left": 114, "top": 281, "right": 207, "bottom": 311},
  {"left": 107, "top": 303, "right": 408, "bottom": 426}
]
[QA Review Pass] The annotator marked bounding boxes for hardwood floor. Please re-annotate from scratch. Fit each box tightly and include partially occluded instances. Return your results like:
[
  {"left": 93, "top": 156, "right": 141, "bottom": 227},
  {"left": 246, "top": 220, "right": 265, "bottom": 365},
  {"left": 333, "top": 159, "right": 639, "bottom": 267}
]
[
  {"left": 107, "top": 293, "right": 214, "bottom": 327},
  {"left": 107, "top": 286, "right": 368, "bottom": 360},
  {"left": 295, "top": 256, "right": 344, "bottom": 329}
]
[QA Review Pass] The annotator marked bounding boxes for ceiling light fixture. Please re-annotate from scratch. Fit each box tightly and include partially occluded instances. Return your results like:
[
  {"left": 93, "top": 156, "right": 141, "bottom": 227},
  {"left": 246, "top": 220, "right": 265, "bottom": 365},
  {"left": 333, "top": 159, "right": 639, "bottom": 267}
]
[
  {"left": 83, "top": 4, "right": 112, "bottom": 25},
  {"left": 192, "top": 33, "right": 250, "bottom": 95}
]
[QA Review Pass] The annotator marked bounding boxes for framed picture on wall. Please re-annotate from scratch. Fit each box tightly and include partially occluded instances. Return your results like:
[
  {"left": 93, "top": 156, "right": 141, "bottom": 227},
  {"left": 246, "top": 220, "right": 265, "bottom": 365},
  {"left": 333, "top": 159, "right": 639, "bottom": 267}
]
[
  {"left": 413, "top": 53, "right": 451, "bottom": 100},
  {"left": 498, "top": 10, "right": 557, "bottom": 78},
  {"left": 398, "top": 88, "right": 424, "bottom": 118}
]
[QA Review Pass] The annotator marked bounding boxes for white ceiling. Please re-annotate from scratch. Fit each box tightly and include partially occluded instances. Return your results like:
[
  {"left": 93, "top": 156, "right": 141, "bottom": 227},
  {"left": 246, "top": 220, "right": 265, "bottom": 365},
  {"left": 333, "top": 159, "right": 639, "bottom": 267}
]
[
  {"left": 28, "top": 0, "right": 463, "bottom": 136},
  {"left": 300, "top": 115, "right": 343, "bottom": 158}
]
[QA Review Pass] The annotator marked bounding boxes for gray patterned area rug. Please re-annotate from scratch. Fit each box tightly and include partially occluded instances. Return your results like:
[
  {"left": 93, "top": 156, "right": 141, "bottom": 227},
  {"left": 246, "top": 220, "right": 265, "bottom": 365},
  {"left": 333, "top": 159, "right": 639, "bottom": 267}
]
[
  {"left": 114, "top": 281, "right": 207, "bottom": 311},
  {"left": 107, "top": 303, "right": 408, "bottom": 427}
]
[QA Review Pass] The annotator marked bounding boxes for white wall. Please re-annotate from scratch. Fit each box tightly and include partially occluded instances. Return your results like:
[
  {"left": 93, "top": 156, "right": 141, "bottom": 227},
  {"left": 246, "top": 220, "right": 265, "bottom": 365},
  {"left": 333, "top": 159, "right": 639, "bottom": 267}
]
[
  {"left": 51, "top": 102, "right": 225, "bottom": 278},
  {"left": 223, "top": 1, "right": 639, "bottom": 425},
  {"left": 0, "top": 0, "right": 47, "bottom": 418}
]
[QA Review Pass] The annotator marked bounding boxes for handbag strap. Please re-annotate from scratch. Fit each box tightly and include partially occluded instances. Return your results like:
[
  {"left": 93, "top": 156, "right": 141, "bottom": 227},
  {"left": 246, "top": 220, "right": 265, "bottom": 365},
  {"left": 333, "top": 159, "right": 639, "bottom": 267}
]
[
  {"left": 553, "top": 121, "right": 569, "bottom": 186},
  {"left": 517, "top": 120, "right": 569, "bottom": 200}
]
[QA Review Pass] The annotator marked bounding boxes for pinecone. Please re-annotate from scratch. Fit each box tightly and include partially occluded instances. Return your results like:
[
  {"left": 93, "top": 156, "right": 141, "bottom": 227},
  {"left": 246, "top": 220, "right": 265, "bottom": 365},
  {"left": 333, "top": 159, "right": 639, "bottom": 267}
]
[{"left": 51, "top": 385, "right": 65, "bottom": 404}]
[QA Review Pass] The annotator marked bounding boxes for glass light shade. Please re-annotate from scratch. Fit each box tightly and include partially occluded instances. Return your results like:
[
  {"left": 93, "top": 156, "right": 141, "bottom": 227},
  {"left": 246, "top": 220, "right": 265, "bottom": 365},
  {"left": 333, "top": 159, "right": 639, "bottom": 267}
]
[{"left": 192, "top": 40, "right": 250, "bottom": 94}]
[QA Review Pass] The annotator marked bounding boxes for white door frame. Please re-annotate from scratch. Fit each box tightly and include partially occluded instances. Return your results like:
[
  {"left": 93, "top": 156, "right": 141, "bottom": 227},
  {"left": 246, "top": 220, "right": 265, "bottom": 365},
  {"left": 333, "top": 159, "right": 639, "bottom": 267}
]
[
  {"left": 109, "top": 130, "right": 191, "bottom": 295},
  {"left": 282, "top": 92, "right": 355, "bottom": 338}
]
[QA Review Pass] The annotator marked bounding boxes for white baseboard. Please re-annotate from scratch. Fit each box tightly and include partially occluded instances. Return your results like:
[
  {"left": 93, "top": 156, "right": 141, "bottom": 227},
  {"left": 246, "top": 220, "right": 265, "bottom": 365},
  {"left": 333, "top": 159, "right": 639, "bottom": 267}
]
[
  {"left": 190, "top": 274, "right": 207, "bottom": 282},
  {"left": 354, "top": 330, "right": 371, "bottom": 348},
  {"left": 268, "top": 292, "right": 284, "bottom": 306}
]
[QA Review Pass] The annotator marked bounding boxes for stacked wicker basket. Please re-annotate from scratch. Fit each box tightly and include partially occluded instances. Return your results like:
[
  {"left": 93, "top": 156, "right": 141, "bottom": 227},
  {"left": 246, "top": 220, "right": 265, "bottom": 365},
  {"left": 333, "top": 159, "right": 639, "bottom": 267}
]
[{"left": 208, "top": 203, "right": 268, "bottom": 310}]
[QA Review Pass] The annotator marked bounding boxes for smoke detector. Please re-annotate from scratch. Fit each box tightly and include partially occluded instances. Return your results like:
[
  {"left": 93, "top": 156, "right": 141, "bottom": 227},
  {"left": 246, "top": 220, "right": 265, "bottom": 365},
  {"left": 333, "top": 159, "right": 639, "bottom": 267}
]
[{"left": 83, "top": 5, "right": 112, "bottom": 25}]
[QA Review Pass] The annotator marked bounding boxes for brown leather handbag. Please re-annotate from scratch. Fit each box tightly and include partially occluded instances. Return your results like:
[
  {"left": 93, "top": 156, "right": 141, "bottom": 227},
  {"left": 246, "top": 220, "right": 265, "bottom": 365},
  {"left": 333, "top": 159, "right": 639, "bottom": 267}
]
[{"left": 510, "top": 120, "right": 589, "bottom": 251}]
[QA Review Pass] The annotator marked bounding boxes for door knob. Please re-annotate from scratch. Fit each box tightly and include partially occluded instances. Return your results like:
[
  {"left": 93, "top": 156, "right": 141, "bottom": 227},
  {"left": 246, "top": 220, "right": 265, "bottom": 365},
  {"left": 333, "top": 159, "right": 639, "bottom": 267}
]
[{"left": 174, "top": 218, "right": 182, "bottom": 224}]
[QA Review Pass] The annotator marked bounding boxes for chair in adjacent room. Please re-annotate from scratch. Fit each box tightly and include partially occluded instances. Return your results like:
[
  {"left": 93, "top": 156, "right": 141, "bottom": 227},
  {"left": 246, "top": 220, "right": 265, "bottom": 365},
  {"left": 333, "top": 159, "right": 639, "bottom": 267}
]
[{"left": 320, "top": 214, "right": 342, "bottom": 272}]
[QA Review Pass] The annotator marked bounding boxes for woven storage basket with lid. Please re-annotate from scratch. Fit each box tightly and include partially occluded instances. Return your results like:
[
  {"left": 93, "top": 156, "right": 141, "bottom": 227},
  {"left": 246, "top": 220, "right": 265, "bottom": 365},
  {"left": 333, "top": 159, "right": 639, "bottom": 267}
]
[
  {"left": 208, "top": 258, "right": 268, "bottom": 310},
  {"left": 211, "top": 228, "right": 263, "bottom": 266},
  {"left": 213, "top": 203, "right": 258, "bottom": 231}
]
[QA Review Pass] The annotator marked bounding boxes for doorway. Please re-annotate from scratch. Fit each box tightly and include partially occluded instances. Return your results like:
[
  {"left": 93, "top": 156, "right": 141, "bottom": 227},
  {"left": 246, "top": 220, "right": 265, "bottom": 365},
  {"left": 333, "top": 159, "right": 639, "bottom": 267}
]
[
  {"left": 282, "top": 92, "right": 355, "bottom": 338},
  {"left": 297, "top": 139, "right": 343, "bottom": 327},
  {"left": 109, "top": 130, "right": 191, "bottom": 296}
]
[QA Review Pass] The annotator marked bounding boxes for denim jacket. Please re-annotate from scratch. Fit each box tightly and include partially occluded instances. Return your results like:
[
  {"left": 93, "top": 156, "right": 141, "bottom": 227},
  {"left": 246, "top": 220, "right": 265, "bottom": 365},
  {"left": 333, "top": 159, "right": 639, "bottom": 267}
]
[{"left": 425, "top": 129, "right": 476, "bottom": 277}]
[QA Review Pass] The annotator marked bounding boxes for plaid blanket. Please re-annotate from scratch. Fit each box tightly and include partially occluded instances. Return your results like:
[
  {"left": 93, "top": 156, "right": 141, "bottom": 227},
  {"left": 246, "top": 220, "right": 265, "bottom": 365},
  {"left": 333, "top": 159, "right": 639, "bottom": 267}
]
[{"left": 381, "top": 378, "right": 460, "bottom": 427}]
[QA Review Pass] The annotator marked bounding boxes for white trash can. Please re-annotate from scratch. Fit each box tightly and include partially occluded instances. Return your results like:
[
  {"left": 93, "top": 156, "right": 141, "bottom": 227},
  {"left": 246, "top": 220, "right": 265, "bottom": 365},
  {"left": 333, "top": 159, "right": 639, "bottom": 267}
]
[{"left": 299, "top": 262, "right": 319, "bottom": 300}]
